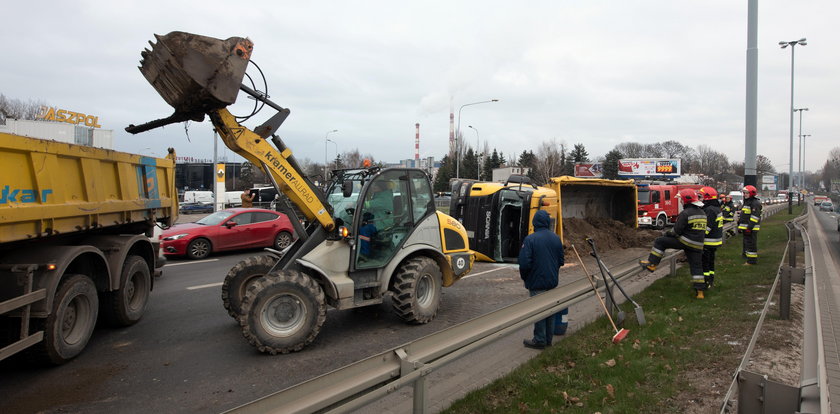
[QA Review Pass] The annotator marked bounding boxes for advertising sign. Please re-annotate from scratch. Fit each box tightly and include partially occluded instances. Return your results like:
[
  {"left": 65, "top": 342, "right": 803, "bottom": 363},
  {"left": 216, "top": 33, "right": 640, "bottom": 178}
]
[
  {"left": 617, "top": 158, "right": 681, "bottom": 178},
  {"left": 761, "top": 175, "right": 776, "bottom": 184},
  {"left": 36, "top": 106, "right": 102, "bottom": 128},
  {"left": 574, "top": 163, "right": 603, "bottom": 178}
]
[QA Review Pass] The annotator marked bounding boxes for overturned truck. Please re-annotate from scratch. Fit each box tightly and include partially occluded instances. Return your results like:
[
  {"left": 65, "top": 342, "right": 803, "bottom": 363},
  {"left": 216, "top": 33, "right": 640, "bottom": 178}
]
[{"left": 449, "top": 176, "right": 637, "bottom": 262}]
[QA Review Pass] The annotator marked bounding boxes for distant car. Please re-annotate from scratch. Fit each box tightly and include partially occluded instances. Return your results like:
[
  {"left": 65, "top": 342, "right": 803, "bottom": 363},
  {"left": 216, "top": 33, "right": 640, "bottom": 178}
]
[
  {"left": 819, "top": 201, "right": 834, "bottom": 212},
  {"left": 179, "top": 202, "right": 214, "bottom": 214},
  {"left": 161, "top": 208, "right": 295, "bottom": 259}
]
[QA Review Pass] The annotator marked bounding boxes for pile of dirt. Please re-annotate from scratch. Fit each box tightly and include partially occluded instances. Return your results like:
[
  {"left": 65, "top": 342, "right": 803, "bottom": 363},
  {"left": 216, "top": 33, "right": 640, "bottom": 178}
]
[{"left": 562, "top": 217, "right": 660, "bottom": 252}]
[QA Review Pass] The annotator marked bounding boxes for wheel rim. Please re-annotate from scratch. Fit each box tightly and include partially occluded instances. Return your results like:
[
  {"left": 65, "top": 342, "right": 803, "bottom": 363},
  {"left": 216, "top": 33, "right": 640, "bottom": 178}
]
[
  {"left": 62, "top": 294, "right": 92, "bottom": 345},
  {"left": 191, "top": 240, "right": 209, "bottom": 257},
  {"left": 416, "top": 273, "right": 434, "bottom": 308},
  {"left": 126, "top": 269, "right": 147, "bottom": 311},
  {"left": 276, "top": 233, "right": 291, "bottom": 249},
  {"left": 237, "top": 276, "right": 261, "bottom": 302},
  {"left": 260, "top": 292, "right": 306, "bottom": 337}
]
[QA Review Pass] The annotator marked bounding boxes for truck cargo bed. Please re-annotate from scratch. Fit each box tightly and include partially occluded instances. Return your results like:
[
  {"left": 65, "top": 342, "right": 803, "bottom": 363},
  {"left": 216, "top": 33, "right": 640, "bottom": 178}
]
[{"left": 0, "top": 132, "right": 177, "bottom": 244}]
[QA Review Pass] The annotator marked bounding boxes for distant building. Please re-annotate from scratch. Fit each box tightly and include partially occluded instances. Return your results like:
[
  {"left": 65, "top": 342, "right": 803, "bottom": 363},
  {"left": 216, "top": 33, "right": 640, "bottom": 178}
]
[
  {"left": 176, "top": 162, "right": 243, "bottom": 192},
  {"left": 0, "top": 118, "right": 113, "bottom": 149},
  {"left": 395, "top": 157, "right": 440, "bottom": 180},
  {"left": 492, "top": 166, "right": 530, "bottom": 183}
]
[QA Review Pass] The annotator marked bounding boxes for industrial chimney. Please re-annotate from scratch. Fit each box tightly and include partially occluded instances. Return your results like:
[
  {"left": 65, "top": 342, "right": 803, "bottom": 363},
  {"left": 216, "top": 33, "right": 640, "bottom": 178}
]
[{"left": 415, "top": 123, "right": 420, "bottom": 165}]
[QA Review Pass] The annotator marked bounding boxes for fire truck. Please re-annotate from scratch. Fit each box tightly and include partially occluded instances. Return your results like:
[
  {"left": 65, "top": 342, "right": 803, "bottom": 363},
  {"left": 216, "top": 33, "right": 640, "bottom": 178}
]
[{"left": 636, "top": 183, "right": 703, "bottom": 229}]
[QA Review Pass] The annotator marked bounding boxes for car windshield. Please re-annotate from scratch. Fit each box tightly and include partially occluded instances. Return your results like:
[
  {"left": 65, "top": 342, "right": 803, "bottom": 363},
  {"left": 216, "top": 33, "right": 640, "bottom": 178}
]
[{"left": 196, "top": 211, "right": 234, "bottom": 225}]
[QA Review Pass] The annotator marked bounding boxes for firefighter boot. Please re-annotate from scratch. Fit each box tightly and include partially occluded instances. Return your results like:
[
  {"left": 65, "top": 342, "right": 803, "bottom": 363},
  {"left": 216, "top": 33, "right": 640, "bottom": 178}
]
[
  {"left": 695, "top": 289, "right": 705, "bottom": 299},
  {"left": 639, "top": 260, "right": 656, "bottom": 272}
]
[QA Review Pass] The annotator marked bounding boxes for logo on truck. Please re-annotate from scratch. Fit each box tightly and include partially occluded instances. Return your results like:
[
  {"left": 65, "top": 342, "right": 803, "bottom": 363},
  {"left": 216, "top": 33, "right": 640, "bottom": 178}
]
[{"left": 0, "top": 186, "right": 52, "bottom": 204}]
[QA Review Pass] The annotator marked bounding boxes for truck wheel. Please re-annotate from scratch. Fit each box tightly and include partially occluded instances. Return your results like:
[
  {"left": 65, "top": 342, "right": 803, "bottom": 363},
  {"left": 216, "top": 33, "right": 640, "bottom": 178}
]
[
  {"left": 103, "top": 255, "right": 151, "bottom": 326},
  {"left": 274, "top": 231, "right": 293, "bottom": 250},
  {"left": 391, "top": 257, "right": 442, "bottom": 324},
  {"left": 41, "top": 274, "right": 99, "bottom": 364},
  {"left": 186, "top": 238, "right": 211, "bottom": 260},
  {"left": 655, "top": 215, "right": 667, "bottom": 230},
  {"left": 222, "top": 255, "right": 278, "bottom": 319},
  {"left": 239, "top": 270, "right": 326, "bottom": 354}
]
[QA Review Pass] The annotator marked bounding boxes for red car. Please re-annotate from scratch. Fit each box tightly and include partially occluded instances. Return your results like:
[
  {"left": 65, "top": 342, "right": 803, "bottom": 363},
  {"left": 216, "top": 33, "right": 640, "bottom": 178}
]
[{"left": 161, "top": 208, "right": 295, "bottom": 259}]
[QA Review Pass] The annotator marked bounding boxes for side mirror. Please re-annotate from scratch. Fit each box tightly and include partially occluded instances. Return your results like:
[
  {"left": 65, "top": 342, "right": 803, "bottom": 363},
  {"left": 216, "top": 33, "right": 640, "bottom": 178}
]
[
  {"left": 342, "top": 180, "right": 353, "bottom": 198},
  {"left": 225, "top": 221, "right": 238, "bottom": 229}
]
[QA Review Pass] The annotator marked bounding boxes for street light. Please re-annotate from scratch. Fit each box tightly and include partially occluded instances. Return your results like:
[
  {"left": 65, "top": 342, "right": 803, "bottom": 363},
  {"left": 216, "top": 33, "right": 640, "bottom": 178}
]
[
  {"left": 780, "top": 37, "right": 806, "bottom": 213},
  {"left": 468, "top": 125, "right": 480, "bottom": 180},
  {"left": 456, "top": 99, "right": 498, "bottom": 178},
  {"left": 324, "top": 129, "right": 338, "bottom": 185},
  {"left": 793, "top": 107, "right": 809, "bottom": 188}
]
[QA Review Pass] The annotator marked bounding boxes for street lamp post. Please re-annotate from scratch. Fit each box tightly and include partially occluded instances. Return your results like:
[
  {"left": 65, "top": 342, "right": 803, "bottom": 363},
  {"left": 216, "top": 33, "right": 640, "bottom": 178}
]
[
  {"left": 456, "top": 99, "right": 498, "bottom": 178},
  {"left": 793, "top": 107, "right": 808, "bottom": 188},
  {"left": 780, "top": 37, "right": 806, "bottom": 214},
  {"left": 324, "top": 129, "right": 338, "bottom": 186},
  {"left": 800, "top": 134, "right": 810, "bottom": 188},
  {"left": 468, "top": 125, "right": 480, "bottom": 180}
]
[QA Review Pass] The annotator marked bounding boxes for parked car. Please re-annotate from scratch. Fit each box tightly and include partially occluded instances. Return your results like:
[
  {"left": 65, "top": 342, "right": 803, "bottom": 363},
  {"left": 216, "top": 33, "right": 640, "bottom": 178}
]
[
  {"left": 179, "top": 202, "right": 214, "bottom": 214},
  {"left": 161, "top": 208, "right": 295, "bottom": 259},
  {"left": 819, "top": 201, "right": 834, "bottom": 212}
]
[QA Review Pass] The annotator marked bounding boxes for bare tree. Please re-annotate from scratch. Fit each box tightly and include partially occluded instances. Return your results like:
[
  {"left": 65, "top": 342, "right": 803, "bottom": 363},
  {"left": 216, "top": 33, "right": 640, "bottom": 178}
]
[
  {"left": 531, "top": 139, "right": 565, "bottom": 185},
  {"left": 0, "top": 94, "right": 47, "bottom": 120},
  {"left": 696, "top": 145, "right": 730, "bottom": 178},
  {"left": 340, "top": 149, "right": 376, "bottom": 168},
  {"left": 614, "top": 142, "right": 645, "bottom": 158}
]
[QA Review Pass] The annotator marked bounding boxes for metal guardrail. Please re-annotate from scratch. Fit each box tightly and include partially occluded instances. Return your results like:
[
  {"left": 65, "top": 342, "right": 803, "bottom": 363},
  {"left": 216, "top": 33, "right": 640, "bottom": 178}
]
[{"left": 227, "top": 250, "right": 682, "bottom": 414}]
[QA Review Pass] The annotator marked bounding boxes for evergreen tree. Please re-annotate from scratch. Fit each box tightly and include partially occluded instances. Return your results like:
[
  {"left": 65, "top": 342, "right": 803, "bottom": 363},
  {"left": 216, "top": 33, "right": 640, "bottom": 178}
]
[
  {"left": 518, "top": 150, "right": 537, "bottom": 181},
  {"left": 482, "top": 148, "right": 503, "bottom": 181},
  {"left": 570, "top": 143, "right": 590, "bottom": 163},
  {"left": 433, "top": 155, "right": 454, "bottom": 193},
  {"left": 603, "top": 149, "right": 623, "bottom": 179}
]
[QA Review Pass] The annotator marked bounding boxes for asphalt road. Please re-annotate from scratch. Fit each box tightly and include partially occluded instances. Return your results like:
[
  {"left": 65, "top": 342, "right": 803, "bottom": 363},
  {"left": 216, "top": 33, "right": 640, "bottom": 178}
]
[
  {"left": 0, "top": 249, "right": 533, "bottom": 414},
  {"left": 812, "top": 205, "right": 840, "bottom": 261}
]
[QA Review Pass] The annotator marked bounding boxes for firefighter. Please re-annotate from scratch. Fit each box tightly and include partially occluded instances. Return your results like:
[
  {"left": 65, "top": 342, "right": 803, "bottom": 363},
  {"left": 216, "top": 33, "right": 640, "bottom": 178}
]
[
  {"left": 640, "top": 189, "right": 708, "bottom": 298},
  {"left": 700, "top": 187, "right": 723, "bottom": 288},
  {"left": 721, "top": 194, "right": 736, "bottom": 237},
  {"left": 738, "top": 185, "right": 762, "bottom": 265}
]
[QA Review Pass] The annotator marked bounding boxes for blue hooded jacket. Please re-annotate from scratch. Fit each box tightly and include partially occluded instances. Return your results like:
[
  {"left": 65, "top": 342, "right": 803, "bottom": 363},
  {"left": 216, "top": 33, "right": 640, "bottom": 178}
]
[{"left": 518, "top": 210, "right": 565, "bottom": 290}]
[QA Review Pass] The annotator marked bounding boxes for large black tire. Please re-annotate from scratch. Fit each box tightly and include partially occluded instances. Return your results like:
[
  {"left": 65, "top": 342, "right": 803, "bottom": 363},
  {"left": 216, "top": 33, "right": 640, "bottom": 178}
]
[
  {"left": 186, "top": 238, "right": 211, "bottom": 260},
  {"left": 40, "top": 274, "right": 99, "bottom": 364},
  {"left": 273, "top": 231, "right": 293, "bottom": 250},
  {"left": 238, "top": 270, "right": 326, "bottom": 354},
  {"left": 221, "top": 255, "right": 278, "bottom": 319},
  {"left": 102, "top": 255, "right": 151, "bottom": 327},
  {"left": 391, "top": 257, "right": 442, "bottom": 324},
  {"left": 654, "top": 214, "right": 667, "bottom": 230}
]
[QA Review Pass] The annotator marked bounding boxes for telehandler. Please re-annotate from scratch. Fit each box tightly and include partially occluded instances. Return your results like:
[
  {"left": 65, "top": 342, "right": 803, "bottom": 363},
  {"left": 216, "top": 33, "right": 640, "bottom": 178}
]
[{"left": 126, "top": 32, "right": 473, "bottom": 354}]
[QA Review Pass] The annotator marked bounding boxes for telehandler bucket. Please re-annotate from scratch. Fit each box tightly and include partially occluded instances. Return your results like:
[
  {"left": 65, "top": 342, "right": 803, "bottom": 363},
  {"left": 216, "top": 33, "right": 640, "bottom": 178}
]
[{"left": 127, "top": 31, "right": 252, "bottom": 133}]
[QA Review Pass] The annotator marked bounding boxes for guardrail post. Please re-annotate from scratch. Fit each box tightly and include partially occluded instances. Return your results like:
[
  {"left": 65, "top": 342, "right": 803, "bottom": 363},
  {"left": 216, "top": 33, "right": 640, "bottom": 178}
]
[
  {"left": 413, "top": 375, "right": 428, "bottom": 414},
  {"left": 788, "top": 227, "right": 797, "bottom": 268},
  {"left": 669, "top": 255, "right": 677, "bottom": 277},
  {"left": 780, "top": 268, "right": 791, "bottom": 320}
]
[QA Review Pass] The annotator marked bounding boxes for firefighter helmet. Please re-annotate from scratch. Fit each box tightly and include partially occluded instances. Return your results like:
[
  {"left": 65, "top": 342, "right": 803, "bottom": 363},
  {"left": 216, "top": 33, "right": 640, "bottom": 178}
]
[
  {"left": 699, "top": 186, "right": 718, "bottom": 201},
  {"left": 742, "top": 185, "right": 757, "bottom": 198},
  {"left": 678, "top": 189, "right": 700, "bottom": 205}
]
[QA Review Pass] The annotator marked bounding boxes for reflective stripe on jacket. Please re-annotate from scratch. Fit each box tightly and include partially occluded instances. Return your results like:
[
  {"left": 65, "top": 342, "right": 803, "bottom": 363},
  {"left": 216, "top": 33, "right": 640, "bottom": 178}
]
[
  {"left": 674, "top": 204, "right": 706, "bottom": 251},
  {"left": 737, "top": 197, "right": 762, "bottom": 231}
]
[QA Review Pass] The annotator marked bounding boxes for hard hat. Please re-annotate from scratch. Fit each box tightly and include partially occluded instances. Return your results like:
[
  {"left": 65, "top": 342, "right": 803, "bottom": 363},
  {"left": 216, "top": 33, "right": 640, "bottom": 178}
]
[
  {"left": 699, "top": 187, "right": 718, "bottom": 201},
  {"left": 678, "top": 189, "right": 701, "bottom": 206},
  {"left": 742, "top": 185, "right": 757, "bottom": 198}
]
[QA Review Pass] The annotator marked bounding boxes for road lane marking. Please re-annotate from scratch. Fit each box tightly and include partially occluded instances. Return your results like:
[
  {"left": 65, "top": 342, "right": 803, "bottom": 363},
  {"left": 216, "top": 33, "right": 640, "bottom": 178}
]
[
  {"left": 462, "top": 266, "right": 510, "bottom": 280},
  {"left": 165, "top": 259, "right": 219, "bottom": 267},
  {"left": 187, "top": 282, "right": 223, "bottom": 290}
]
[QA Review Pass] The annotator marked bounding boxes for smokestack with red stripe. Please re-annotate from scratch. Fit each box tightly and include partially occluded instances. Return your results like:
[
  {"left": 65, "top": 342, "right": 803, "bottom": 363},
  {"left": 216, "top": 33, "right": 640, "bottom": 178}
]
[{"left": 415, "top": 123, "right": 420, "bottom": 164}]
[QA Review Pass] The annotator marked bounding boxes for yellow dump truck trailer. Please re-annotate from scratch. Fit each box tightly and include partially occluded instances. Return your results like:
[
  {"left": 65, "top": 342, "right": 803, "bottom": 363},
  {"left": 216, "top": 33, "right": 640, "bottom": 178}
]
[
  {"left": 449, "top": 175, "right": 636, "bottom": 262},
  {"left": 0, "top": 132, "right": 177, "bottom": 364}
]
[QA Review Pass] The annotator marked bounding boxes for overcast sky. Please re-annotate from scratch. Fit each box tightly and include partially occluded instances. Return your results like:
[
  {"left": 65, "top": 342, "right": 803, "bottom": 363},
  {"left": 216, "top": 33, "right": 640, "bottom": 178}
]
[{"left": 2, "top": 1, "right": 837, "bottom": 174}]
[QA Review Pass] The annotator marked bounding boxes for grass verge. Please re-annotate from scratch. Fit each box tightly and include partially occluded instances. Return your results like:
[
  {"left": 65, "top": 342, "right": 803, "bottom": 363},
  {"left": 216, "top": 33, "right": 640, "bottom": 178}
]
[{"left": 443, "top": 205, "right": 803, "bottom": 413}]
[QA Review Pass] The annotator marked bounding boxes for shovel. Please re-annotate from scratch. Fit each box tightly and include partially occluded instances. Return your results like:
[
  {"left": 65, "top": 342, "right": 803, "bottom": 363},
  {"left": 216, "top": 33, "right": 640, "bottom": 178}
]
[
  {"left": 586, "top": 238, "right": 646, "bottom": 325},
  {"left": 572, "top": 245, "right": 629, "bottom": 344}
]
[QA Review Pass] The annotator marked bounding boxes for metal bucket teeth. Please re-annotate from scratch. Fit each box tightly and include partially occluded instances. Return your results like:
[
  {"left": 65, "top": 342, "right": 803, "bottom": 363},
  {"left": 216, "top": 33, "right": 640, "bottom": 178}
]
[{"left": 137, "top": 31, "right": 253, "bottom": 118}]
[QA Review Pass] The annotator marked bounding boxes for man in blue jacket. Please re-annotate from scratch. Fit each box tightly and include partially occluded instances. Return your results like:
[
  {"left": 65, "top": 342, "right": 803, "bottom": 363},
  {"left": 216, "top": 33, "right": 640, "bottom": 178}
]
[{"left": 519, "top": 209, "right": 565, "bottom": 349}]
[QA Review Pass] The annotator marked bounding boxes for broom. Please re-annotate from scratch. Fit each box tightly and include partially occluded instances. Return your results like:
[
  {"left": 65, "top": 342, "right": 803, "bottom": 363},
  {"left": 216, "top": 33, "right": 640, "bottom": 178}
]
[{"left": 572, "top": 245, "right": 630, "bottom": 344}]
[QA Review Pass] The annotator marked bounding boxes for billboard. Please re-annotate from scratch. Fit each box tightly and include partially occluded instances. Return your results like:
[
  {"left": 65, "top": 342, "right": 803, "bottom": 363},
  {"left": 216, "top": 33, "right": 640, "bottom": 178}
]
[
  {"left": 618, "top": 158, "right": 681, "bottom": 178},
  {"left": 574, "top": 163, "right": 603, "bottom": 178}
]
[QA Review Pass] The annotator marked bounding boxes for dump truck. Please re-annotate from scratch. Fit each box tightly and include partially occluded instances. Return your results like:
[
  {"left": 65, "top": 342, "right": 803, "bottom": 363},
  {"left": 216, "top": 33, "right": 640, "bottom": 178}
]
[
  {"left": 0, "top": 133, "right": 177, "bottom": 364},
  {"left": 449, "top": 175, "right": 637, "bottom": 262},
  {"left": 126, "top": 31, "right": 473, "bottom": 354}
]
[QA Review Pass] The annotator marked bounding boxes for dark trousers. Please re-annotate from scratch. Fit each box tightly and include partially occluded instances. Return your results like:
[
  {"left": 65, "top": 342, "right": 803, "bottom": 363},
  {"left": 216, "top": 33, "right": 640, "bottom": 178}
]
[
  {"left": 702, "top": 246, "right": 717, "bottom": 274},
  {"left": 742, "top": 231, "right": 759, "bottom": 264},
  {"left": 647, "top": 235, "right": 706, "bottom": 290},
  {"left": 530, "top": 290, "right": 556, "bottom": 345}
]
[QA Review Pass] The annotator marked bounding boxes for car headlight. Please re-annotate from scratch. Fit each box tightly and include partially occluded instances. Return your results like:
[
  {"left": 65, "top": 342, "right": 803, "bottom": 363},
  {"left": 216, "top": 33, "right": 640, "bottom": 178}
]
[{"left": 163, "top": 233, "right": 189, "bottom": 241}]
